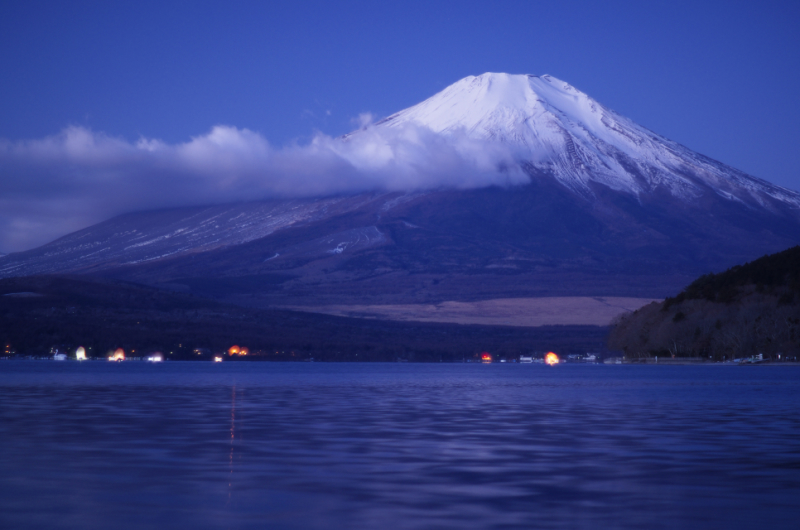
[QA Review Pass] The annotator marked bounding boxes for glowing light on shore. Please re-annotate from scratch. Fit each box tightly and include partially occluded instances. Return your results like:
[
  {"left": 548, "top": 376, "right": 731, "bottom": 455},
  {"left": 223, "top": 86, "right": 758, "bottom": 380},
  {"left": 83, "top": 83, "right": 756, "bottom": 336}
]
[
  {"left": 109, "top": 348, "right": 125, "bottom": 362},
  {"left": 146, "top": 352, "right": 163, "bottom": 362},
  {"left": 239, "top": 347, "right": 248, "bottom": 356},
  {"left": 214, "top": 356, "right": 223, "bottom": 362},
  {"left": 545, "top": 352, "right": 559, "bottom": 365},
  {"left": 481, "top": 352, "right": 492, "bottom": 363},
  {"left": 228, "top": 345, "right": 240, "bottom": 356},
  {"left": 76, "top": 346, "right": 86, "bottom": 361}
]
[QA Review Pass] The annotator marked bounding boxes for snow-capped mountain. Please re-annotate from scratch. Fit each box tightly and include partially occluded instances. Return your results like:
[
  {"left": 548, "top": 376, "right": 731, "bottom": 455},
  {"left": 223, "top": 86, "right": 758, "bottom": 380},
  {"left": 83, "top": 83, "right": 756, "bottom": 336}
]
[
  {"left": 376, "top": 73, "right": 800, "bottom": 209},
  {"left": 1, "top": 73, "right": 799, "bottom": 306}
]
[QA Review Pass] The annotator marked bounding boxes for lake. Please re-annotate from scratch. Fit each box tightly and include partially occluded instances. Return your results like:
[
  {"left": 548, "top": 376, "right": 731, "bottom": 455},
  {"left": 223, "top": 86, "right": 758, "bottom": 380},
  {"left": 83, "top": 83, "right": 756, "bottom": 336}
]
[{"left": 1, "top": 361, "right": 798, "bottom": 529}]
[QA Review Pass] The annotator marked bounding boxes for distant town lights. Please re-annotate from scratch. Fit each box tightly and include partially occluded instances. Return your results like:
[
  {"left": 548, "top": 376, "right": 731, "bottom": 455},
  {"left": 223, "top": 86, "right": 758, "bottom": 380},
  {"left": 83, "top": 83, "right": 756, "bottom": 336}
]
[{"left": 228, "top": 345, "right": 248, "bottom": 356}]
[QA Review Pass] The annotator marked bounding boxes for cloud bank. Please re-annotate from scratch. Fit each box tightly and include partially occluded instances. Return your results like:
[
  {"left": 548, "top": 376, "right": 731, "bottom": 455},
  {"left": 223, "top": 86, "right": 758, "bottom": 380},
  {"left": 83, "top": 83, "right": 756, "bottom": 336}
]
[{"left": 0, "top": 121, "right": 527, "bottom": 252}]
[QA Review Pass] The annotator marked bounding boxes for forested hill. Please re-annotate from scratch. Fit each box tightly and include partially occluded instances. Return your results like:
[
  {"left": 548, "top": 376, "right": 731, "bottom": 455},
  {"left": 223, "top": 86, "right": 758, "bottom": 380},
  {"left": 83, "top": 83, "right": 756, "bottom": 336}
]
[
  {"left": 664, "top": 245, "right": 800, "bottom": 308},
  {"left": 609, "top": 246, "right": 800, "bottom": 360}
]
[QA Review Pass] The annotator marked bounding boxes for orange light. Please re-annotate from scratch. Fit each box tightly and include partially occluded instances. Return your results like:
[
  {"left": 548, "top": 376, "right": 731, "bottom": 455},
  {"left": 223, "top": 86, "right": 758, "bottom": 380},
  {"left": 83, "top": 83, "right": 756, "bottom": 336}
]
[
  {"left": 481, "top": 352, "right": 492, "bottom": 363},
  {"left": 239, "top": 347, "right": 249, "bottom": 356},
  {"left": 109, "top": 348, "right": 125, "bottom": 362},
  {"left": 545, "top": 352, "right": 559, "bottom": 366},
  {"left": 228, "top": 345, "right": 240, "bottom": 356}
]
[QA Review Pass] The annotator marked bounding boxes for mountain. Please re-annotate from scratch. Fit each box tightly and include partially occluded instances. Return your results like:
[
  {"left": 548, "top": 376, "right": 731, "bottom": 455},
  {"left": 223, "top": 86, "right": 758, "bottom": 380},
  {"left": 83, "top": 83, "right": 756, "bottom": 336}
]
[
  {"left": 1, "top": 73, "right": 799, "bottom": 311},
  {"left": 375, "top": 73, "right": 800, "bottom": 210}
]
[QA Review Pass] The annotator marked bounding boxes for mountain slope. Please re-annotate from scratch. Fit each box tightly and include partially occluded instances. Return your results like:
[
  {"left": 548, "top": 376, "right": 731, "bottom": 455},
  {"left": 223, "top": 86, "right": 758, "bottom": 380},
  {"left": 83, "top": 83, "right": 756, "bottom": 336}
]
[
  {"left": 1, "top": 73, "right": 799, "bottom": 308},
  {"left": 0, "top": 195, "right": 388, "bottom": 278}
]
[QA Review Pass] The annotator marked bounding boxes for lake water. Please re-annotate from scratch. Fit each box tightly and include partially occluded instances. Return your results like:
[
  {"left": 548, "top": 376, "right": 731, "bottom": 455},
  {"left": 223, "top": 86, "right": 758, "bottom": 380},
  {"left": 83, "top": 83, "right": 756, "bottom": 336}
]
[{"left": 1, "top": 361, "right": 799, "bottom": 529}]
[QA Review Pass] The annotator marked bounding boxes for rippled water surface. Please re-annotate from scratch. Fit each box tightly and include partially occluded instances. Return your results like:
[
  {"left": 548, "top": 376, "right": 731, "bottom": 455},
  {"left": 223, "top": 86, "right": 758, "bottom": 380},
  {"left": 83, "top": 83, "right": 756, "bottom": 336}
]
[{"left": 1, "top": 362, "right": 799, "bottom": 529}]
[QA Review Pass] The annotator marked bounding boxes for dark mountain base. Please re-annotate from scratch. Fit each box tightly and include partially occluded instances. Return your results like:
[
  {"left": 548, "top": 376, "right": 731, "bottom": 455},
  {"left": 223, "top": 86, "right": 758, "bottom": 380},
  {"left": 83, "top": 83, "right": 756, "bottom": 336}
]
[
  {"left": 76, "top": 183, "right": 800, "bottom": 306},
  {"left": 5, "top": 180, "right": 800, "bottom": 308},
  {"left": 0, "top": 276, "right": 609, "bottom": 361},
  {"left": 168, "top": 271, "right": 691, "bottom": 308}
]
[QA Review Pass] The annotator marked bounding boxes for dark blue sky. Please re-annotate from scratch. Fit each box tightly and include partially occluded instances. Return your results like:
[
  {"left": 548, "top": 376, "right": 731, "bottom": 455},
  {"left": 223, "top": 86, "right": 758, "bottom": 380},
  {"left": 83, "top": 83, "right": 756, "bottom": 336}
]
[
  {"left": 0, "top": 0, "right": 799, "bottom": 252},
  {"left": 2, "top": 0, "right": 799, "bottom": 184}
]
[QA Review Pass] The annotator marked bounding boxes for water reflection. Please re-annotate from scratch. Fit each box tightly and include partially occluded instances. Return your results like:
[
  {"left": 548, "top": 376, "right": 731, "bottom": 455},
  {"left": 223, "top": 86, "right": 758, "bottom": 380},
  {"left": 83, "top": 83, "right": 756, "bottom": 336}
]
[
  {"left": 0, "top": 363, "right": 798, "bottom": 529},
  {"left": 228, "top": 384, "right": 235, "bottom": 506}
]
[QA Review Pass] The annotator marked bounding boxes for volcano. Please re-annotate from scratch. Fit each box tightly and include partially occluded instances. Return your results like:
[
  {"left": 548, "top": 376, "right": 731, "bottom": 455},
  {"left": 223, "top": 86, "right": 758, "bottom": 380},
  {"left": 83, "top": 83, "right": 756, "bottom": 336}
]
[
  {"left": 376, "top": 73, "right": 799, "bottom": 210},
  {"left": 1, "top": 73, "right": 799, "bottom": 313}
]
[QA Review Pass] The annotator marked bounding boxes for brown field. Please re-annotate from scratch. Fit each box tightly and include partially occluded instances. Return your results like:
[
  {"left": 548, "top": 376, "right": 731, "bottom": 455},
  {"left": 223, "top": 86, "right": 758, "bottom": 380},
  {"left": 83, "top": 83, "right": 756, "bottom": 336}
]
[{"left": 282, "top": 297, "right": 660, "bottom": 327}]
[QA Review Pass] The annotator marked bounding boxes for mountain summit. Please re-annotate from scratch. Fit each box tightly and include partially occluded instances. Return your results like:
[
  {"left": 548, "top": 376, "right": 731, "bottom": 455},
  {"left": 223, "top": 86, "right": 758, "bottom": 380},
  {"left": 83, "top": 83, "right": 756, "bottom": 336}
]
[
  {"left": 1, "top": 73, "right": 799, "bottom": 308},
  {"left": 377, "top": 73, "right": 800, "bottom": 209}
]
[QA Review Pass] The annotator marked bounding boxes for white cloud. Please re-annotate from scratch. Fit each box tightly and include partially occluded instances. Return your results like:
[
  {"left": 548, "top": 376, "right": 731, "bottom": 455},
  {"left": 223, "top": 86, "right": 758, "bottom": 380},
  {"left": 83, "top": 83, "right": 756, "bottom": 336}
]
[{"left": 0, "top": 122, "right": 527, "bottom": 252}]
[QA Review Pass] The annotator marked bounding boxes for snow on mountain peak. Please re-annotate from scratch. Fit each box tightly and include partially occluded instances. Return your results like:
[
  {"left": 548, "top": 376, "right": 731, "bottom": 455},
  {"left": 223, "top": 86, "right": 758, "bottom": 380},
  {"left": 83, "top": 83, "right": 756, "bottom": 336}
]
[
  {"left": 374, "top": 73, "right": 800, "bottom": 209},
  {"left": 377, "top": 73, "right": 625, "bottom": 148}
]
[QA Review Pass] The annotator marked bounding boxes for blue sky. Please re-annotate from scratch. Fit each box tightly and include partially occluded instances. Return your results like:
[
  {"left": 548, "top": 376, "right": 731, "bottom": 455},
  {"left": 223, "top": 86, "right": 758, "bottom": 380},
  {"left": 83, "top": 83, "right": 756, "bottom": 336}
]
[{"left": 0, "top": 0, "right": 799, "bottom": 251}]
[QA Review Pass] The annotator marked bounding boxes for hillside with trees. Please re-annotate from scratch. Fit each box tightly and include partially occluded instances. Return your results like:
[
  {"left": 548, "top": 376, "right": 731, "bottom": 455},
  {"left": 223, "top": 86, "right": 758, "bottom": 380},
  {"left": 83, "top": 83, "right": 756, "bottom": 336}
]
[{"left": 608, "top": 246, "right": 800, "bottom": 361}]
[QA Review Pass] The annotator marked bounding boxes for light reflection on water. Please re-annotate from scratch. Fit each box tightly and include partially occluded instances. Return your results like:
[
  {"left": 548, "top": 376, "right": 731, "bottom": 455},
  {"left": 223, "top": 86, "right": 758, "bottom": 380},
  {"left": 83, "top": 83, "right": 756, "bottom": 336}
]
[{"left": 1, "top": 362, "right": 799, "bottom": 529}]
